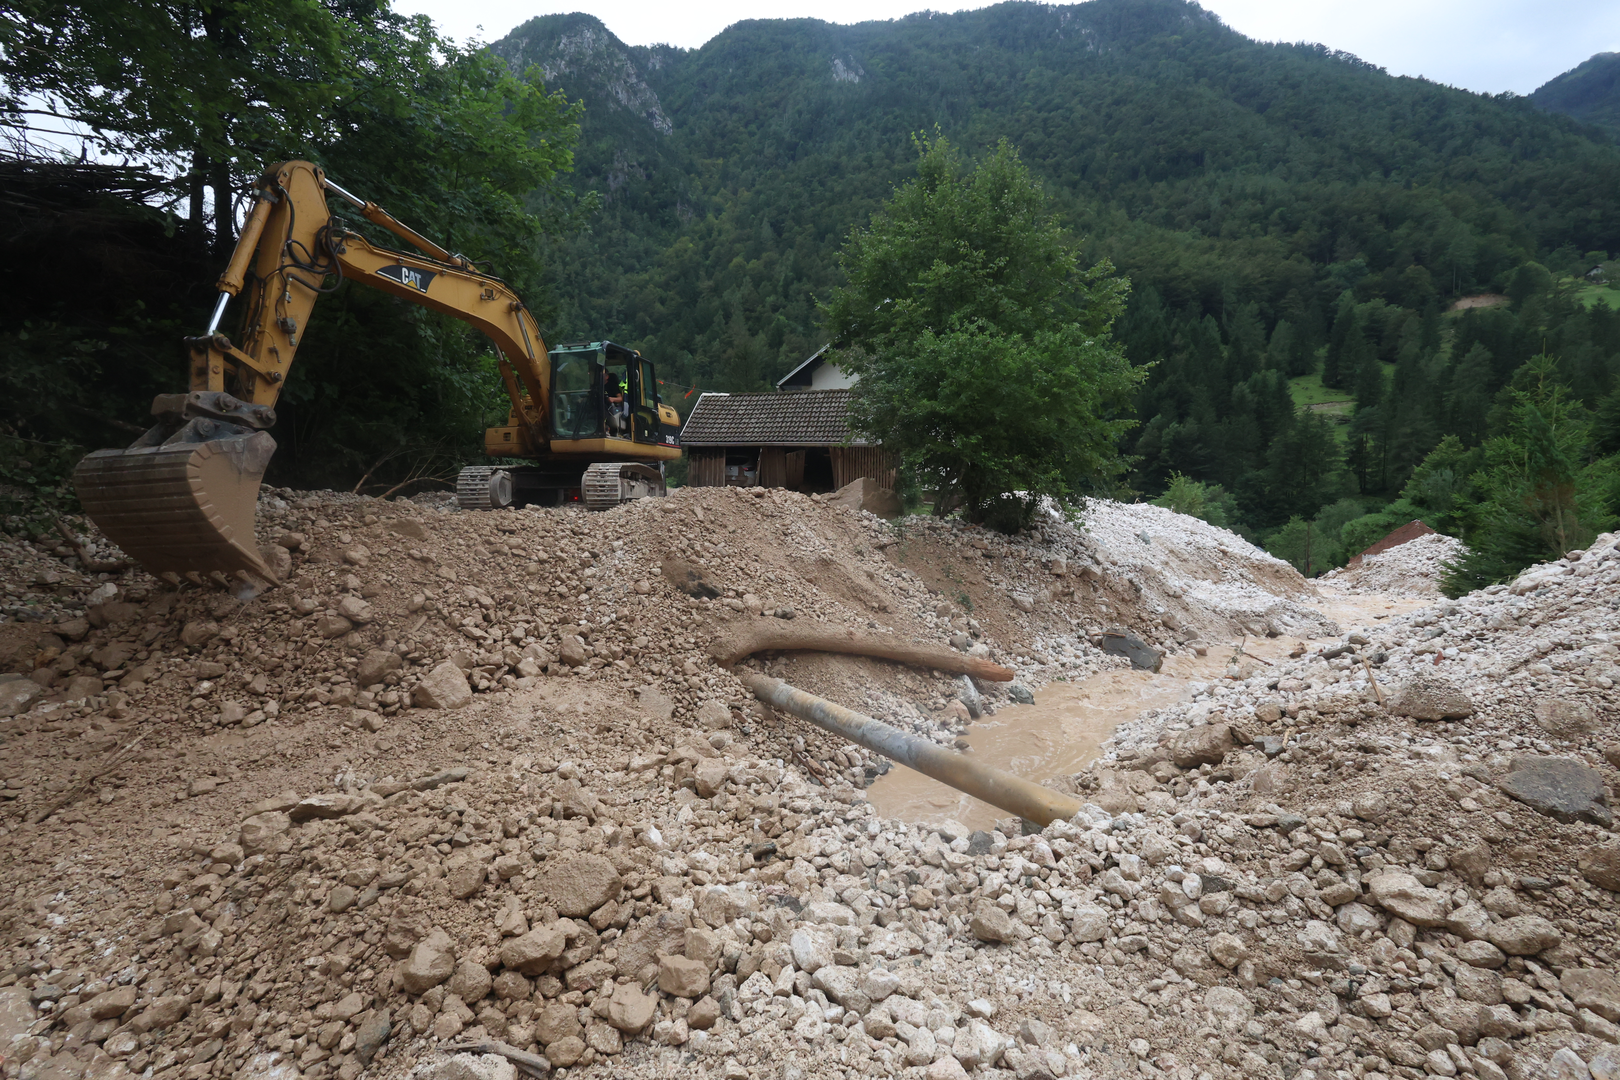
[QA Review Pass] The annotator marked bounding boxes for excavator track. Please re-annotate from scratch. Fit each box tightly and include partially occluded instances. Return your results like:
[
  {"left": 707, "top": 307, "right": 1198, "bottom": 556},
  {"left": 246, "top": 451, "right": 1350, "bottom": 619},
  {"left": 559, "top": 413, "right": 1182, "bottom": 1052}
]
[
  {"left": 73, "top": 431, "right": 279, "bottom": 583},
  {"left": 456, "top": 466, "right": 513, "bottom": 510},
  {"left": 582, "top": 462, "right": 666, "bottom": 510}
]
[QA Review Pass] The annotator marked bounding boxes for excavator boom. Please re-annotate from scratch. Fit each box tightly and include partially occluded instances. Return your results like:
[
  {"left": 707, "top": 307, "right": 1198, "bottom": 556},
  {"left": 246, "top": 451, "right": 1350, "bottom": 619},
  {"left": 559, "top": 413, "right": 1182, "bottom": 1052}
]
[{"left": 74, "top": 160, "right": 668, "bottom": 586}]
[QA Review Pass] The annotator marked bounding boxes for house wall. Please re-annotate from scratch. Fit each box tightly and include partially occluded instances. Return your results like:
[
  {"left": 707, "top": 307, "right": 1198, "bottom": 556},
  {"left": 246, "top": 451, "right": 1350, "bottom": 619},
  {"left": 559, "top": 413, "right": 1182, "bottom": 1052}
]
[
  {"left": 810, "top": 362, "right": 857, "bottom": 390},
  {"left": 687, "top": 448, "right": 726, "bottom": 487},
  {"left": 831, "top": 446, "right": 897, "bottom": 489},
  {"left": 687, "top": 443, "right": 891, "bottom": 491}
]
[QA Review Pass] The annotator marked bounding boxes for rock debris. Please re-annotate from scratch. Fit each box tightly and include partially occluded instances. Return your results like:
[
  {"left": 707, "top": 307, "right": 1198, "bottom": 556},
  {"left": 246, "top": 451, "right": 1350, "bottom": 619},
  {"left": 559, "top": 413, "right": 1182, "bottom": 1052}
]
[{"left": 0, "top": 487, "right": 1617, "bottom": 1080}]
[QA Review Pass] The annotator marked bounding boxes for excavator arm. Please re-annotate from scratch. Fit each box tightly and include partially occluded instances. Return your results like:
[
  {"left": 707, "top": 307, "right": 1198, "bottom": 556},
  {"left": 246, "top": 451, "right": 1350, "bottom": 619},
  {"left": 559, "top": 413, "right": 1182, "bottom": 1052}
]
[{"left": 73, "top": 160, "right": 554, "bottom": 584}]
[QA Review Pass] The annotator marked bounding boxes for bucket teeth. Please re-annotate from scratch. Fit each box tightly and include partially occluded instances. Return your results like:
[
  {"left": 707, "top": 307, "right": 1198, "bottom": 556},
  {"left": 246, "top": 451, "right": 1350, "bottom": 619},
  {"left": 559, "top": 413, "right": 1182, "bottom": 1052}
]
[{"left": 73, "top": 430, "right": 279, "bottom": 583}]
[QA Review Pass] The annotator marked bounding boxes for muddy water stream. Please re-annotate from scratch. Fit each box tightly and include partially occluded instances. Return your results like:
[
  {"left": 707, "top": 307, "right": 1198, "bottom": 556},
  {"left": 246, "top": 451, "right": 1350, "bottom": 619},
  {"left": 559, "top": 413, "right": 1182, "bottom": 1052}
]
[{"left": 865, "top": 590, "right": 1428, "bottom": 830}]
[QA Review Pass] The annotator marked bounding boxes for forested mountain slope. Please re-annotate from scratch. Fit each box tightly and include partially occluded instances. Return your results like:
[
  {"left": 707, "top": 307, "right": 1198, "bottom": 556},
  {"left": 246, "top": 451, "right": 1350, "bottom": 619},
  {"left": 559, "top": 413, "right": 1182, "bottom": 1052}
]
[
  {"left": 495, "top": 0, "right": 1617, "bottom": 382},
  {"left": 1532, "top": 52, "right": 1620, "bottom": 139},
  {"left": 491, "top": 0, "right": 1620, "bottom": 570}
]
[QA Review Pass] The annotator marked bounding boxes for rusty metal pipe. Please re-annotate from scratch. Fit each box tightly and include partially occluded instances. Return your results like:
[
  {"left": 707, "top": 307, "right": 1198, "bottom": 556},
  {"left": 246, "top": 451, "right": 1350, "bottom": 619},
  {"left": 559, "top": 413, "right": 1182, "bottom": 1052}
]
[{"left": 741, "top": 673, "right": 1084, "bottom": 828}]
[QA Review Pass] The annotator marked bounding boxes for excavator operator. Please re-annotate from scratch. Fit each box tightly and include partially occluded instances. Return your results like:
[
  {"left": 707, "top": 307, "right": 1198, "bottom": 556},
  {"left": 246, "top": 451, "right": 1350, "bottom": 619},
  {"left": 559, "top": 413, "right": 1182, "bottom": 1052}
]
[{"left": 603, "top": 367, "right": 629, "bottom": 434}]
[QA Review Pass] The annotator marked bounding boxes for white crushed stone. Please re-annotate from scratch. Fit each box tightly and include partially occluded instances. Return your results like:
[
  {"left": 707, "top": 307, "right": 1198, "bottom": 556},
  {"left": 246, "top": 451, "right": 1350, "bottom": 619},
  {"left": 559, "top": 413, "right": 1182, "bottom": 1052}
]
[
  {"left": 1069, "top": 500, "right": 1339, "bottom": 639},
  {"left": 1320, "top": 531, "right": 1465, "bottom": 598}
]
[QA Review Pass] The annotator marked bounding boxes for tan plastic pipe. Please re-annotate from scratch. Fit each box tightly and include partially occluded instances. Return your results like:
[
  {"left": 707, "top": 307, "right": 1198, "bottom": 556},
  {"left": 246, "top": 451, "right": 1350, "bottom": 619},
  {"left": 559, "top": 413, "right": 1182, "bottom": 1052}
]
[{"left": 741, "top": 673, "right": 1085, "bottom": 828}]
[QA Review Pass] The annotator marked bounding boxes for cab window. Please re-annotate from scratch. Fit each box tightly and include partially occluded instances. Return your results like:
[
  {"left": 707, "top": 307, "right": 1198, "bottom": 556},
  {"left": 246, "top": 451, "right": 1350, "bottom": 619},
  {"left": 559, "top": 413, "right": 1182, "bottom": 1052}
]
[
  {"left": 551, "top": 351, "right": 600, "bottom": 439},
  {"left": 633, "top": 359, "right": 658, "bottom": 442}
]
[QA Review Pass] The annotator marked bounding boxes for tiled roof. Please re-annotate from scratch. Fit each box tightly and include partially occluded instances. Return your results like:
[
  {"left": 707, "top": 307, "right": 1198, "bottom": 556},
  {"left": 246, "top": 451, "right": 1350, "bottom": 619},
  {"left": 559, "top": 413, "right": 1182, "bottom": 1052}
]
[{"left": 679, "top": 389, "right": 871, "bottom": 447}]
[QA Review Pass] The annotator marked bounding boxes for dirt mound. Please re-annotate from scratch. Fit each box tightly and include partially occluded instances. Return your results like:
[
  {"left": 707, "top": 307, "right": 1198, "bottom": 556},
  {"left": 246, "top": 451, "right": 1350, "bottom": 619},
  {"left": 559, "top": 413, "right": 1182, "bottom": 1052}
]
[{"left": 1068, "top": 532, "right": 1620, "bottom": 1078}]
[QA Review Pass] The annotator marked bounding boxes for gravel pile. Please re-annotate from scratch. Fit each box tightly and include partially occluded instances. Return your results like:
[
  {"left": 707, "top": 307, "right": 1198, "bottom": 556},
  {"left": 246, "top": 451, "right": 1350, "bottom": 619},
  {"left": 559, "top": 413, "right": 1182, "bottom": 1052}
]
[
  {"left": 1321, "top": 533, "right": 1468, "bottom": 599},
  {"left": 1, "top": 494, "right": 1616, "bottom": 1080},
  {"left": 0, "top": 487, "right": 1319, "bottom": 1080}
]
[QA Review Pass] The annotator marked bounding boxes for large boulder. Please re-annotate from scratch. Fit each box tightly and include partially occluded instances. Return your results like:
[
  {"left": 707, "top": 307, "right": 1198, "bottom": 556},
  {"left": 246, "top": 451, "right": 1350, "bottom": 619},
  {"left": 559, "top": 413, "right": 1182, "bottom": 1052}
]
[
  {"left": 0, "top": 986, "right": 36, "bottom": 1045},
  {"left": 1170, "top": 725, "right": 1234, "bottom": 768},
  {"left": 1487, "top": 915, "right": 1563, "bottom": 956},
  {"left": 1579, "top": 846, "right": 1620, "bottom": 892},
  {"left": 399, "top": 931, "right": 456, "bottom": 994},
  {"left": 1498, "top": 755, "right": 1612, "bottom": 827},
  {"left": 607, "top": 983, "right": 657, "bottom": 1032},
  {"left": 129, "top": 995, "right": 189, "bottom": 1033},
  {"left": 830, "top": 476, "right": 902, "bottom": 519},
  {"left": 1365, "top": 871, "right": 1450, "bottom": 927},
  {"left": 1533, "top": 696, "right": 1601, "bottom": 740},
  {"left": 357, "top": 649, "right": 404, "bottom": 687},
  {"left": 238, "top": 812, "right": 292, "bottom": 856},
  {"left": 545, "top": 854, "right": 622, "bottom": 918},
  {"left": 789, "top": 926, "right": 837, "bottom": 973},
  {"left": 1068, "top": 904, "right": 1110, "bottom": 943},
  {"left": 412, "top": 661, "right": 472, "bottom": 710},
  {"left": 446, "top": 849, "right": 493, "bottom": 900},
  {"left": 354, "top": 1009, "right": 391, "bottom": 1064},
  {"left": 970, "top": 901, "right": 1018, "bottom": 944},
  {"left": 558, "top": 637, "right": 589, "bottom": 667},
  {"left": 0, "top": 678, "right": 42, "bottom": 717},
  {"left": 657, "top": 955, "right": 710, "bottom": 999},
  {"left": 1387, "top": 674, "right": 1474, "bottom": 721},
  {"left": 499, "top": 925, "right": 568, "bottom": 975},
  {"left": 952, "top": 1020, "right": 1008, "bottom": 1070},
  {"left": 315, "top": 615, "right": 354, "bottom": 640},
  {"left": 1099, "top": 631, "right": 1162, "bottom": 672},
  {"left": 179, "top": 620, "right": 220, "bottom": 647},
  {"left": 813, "top": 966, "right": 870, "bottom": 1015},
  {"left": 696, "top": 699, "right": 731, "bottom": 731},
  {"left": 337, "top": 596, "right": 374, "bottom": 623}
]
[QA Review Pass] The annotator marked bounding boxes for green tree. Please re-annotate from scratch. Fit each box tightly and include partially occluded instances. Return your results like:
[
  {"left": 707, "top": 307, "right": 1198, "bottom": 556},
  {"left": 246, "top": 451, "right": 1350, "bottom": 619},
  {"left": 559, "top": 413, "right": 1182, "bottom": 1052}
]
[
  {"left": 1152, "top": 472, "right": 1232, "bottom": 527},
  {"left": 0, "top": 1, "right": 589, "bottom": 496},
  {"left": 823, "top": 134, "right": 1144, "bottom": 530},
  {"left": 1259, "top": 410, "right": 1343, "bottom": 524},
  {"left": 1594, "top": 380, "right": 1620, "bottom": 456},
  {"left": 1264, "top": 517, "right": 1324, "bottom": 576},
  {"left": 1445, "top": 344, "right": 1495, "bottom": 445},
  {"left": 3, "top": 0, "right": 348, "bottom": 252},
  {"left": 1442, "top": 357, "right": 1609, "bottom": 596},
  {"left": 264, "top": 39, "right": 587, "bottom": 489}
]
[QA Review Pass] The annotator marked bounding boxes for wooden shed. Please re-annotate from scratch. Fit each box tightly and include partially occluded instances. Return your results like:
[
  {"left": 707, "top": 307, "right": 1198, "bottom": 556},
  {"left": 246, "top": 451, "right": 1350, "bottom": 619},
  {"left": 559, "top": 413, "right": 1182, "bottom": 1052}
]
[{"left": 679, "top": 389, "right": 895, "bottom": 492}]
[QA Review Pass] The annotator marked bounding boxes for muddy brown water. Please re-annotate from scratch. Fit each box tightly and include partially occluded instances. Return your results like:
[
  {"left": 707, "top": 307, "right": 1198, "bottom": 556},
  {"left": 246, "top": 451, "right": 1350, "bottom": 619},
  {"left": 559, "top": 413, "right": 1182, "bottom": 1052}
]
[{"left": 865, "top": 590, "right": 1429, "bottom": 830}]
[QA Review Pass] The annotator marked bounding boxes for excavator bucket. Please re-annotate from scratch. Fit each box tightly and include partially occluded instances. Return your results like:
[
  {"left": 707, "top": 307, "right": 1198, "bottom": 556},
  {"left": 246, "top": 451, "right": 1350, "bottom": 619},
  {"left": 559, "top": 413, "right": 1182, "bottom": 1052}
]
[{"left": 74, "top": 429, "right": 279, "bottom": 584}]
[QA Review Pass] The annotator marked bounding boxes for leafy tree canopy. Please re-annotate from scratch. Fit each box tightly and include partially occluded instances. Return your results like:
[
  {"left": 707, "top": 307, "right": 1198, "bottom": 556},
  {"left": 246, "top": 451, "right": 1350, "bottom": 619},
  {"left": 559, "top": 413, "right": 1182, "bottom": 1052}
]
[
  {"left": 0, "top": 0, "right": 589, "bottom": 499},
  {"left": 823, "top": 135, "right": 1143, "bottom": 529}
]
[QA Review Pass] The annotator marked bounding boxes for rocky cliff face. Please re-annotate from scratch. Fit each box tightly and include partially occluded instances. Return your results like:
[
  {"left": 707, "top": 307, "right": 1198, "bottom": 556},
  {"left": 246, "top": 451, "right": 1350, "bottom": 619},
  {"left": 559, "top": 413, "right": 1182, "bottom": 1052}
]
[{"left": 491, "top": 15, "right": 673, "bottom": 137}]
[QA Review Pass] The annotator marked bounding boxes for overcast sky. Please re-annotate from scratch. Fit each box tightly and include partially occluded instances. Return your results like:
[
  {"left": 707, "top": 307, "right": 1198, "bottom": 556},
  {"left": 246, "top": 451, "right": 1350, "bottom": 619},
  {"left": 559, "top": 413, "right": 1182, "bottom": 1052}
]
[{"left": 392, "top": 0, "right": 1619, "bottom": 96}]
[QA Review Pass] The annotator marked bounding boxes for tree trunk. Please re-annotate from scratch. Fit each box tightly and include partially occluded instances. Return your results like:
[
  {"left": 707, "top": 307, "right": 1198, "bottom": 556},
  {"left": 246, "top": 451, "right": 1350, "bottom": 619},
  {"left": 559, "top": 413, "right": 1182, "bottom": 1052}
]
[
  {"left": 211, "top": 159, "right": 234, "bottom": 260},
  {"left": 189, "top": 149, "right": 207, "bottom": 232}
]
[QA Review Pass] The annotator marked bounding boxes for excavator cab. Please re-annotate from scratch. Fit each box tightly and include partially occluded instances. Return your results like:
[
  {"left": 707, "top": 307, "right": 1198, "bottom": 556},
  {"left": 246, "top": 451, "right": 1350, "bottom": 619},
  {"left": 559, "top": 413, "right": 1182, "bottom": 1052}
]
[{"left": 547, "top": 341, "right": 648, "bottom": 446}]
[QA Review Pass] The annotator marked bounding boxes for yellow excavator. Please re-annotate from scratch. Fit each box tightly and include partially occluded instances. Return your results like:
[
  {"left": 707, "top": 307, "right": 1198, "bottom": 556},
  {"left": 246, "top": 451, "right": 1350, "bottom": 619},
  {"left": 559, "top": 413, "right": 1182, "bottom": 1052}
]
[{"left": 73, "top": 160, "right": 681, "bottom": 585}]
